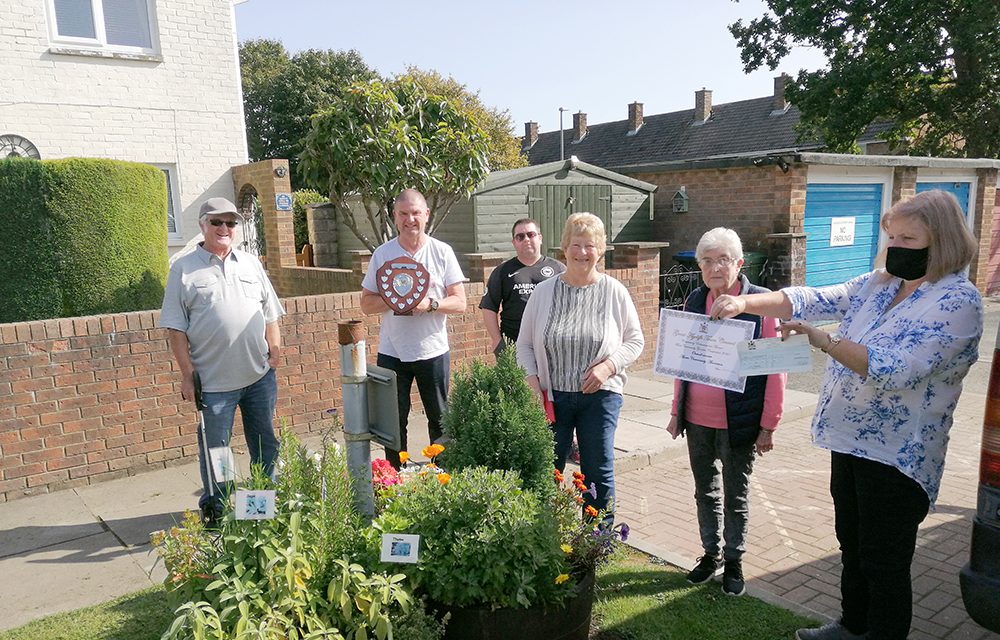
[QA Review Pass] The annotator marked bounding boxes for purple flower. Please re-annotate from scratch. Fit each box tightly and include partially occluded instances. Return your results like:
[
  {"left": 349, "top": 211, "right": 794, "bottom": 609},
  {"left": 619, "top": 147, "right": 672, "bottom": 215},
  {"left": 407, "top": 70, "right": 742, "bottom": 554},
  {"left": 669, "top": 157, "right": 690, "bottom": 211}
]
[
  {"left": 618, "top": 522, "right": 630, "bottom": 542},
  {"left": 587, "top": 483, "right": 598, "bottom": 499}
]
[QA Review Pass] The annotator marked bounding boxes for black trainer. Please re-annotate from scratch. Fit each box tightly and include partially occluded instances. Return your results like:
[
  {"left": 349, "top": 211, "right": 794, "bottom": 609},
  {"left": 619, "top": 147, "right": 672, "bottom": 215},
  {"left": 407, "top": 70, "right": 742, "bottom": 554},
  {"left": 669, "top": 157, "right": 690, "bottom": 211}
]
[
  {"left": 200, "top": 504, "right": 222, "bottom": 531},
  {"left": 722, "top": 559, "right": 746, "bottom": 596},
  {"left": 686, "top": 554, "right": 720, "bottom": 584}
]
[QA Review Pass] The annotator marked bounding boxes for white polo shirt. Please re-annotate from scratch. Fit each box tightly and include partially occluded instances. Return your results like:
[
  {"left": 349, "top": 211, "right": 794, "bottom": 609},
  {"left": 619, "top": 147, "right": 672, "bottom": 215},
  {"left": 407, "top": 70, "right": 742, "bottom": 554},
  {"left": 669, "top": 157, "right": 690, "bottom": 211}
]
[
  {"left": 159, "top": 245, "right": 284, "bottom": 392},
  {"left": 362, "top": 236, "right": 465, "bottom": 362}
]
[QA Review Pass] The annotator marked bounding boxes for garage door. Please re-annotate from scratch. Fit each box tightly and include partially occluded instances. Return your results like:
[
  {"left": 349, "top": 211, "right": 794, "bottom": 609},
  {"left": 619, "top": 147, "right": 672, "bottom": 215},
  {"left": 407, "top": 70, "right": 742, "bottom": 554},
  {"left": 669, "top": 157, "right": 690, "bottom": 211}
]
[
  {"left": 804, "top": 183, "right": 883, "bottom": 287},
  {"left": 916, "top": 181, "right": 971, "bottom": 216}
]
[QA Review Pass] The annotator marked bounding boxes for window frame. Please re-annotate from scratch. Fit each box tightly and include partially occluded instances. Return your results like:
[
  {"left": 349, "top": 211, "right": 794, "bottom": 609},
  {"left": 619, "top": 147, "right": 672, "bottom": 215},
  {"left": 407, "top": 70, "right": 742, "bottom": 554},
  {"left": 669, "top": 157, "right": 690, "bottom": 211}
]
[
  {"left": 152, "top": 163, "right": 182, "bottom": 241},
  {"left": 46, "top": 0, "right": 160, "bottom": 56}
]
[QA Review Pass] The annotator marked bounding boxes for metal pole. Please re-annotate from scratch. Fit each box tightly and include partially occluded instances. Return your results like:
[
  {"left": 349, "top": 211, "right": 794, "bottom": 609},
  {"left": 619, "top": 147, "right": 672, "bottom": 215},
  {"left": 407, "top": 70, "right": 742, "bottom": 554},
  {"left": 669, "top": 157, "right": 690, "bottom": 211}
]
[
  {"left": 559, "top": 107, "right": 566, "bottom": 161},
  {"left": 338, "top": 320, "right": 375, "bottom": 521}
]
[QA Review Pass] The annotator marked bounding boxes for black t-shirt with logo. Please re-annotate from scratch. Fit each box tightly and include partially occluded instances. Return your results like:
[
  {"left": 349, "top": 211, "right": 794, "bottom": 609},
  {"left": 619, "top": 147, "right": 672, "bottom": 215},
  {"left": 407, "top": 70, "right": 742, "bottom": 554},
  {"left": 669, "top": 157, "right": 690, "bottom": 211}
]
[{"left": 479, "top": 256, "right": 565, "bottom": 343}]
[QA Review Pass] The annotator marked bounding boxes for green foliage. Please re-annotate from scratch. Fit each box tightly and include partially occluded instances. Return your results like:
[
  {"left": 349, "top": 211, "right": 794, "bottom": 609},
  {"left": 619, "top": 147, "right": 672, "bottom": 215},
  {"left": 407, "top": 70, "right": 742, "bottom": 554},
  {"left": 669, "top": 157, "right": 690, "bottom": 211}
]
[
  {"left": 371, "top": 468, "right": 571, "bottom": 609},
  {"left": 45, "top": 158, "right": 168, "bottom": 317},
  {"left": 152, "top": 433, "right": 438, "bottom": 640},
  {"left": 292, "top": 189, "right": 324, "bottom": 253},
  {"left": 0, "top": 158, "right": 60, "bottom": 321},
  {"left": 240, "top": 39, "right": 377, "bottom": 185},
  {"left": 0, "top": 157, "right": 168, "bottom": 322},
  {"left": 439, "top": 349, "right": 555, "bottom": 497},
  {"left": 395, "top": 67, "right": 527, "bottom": 172},
  {"left": 730, "top": 0, "right": 1000, "bottom": 158},
  {"left": 299, "top": 79, "right": 490, "bottom": 251}
]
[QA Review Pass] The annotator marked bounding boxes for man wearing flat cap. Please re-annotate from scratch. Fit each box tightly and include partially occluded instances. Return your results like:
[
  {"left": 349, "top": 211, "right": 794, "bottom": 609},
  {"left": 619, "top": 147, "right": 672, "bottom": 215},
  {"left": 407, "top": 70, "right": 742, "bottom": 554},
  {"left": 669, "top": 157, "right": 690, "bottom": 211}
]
[{"left": 159, "top": 197, "right": 285, "bottom": 526}]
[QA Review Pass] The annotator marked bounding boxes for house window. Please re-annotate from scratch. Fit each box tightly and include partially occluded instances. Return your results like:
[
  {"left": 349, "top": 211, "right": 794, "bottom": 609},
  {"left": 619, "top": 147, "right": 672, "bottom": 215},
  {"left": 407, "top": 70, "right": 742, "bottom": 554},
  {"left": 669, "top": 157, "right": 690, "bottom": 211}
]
[
  {"left": 49, "top": 0, "right": 156, "bottom": 52},
  {"left": 156, "top": 166, "right": 180, "bottom": 236}
]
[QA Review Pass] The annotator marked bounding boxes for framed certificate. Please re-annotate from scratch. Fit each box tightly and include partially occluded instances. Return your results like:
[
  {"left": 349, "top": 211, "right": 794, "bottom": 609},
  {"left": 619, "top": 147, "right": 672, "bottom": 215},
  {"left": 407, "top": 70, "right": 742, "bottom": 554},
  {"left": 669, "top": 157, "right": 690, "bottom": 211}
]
[{"left": 654, "top": 309, "right": 755, "bottom": 392}]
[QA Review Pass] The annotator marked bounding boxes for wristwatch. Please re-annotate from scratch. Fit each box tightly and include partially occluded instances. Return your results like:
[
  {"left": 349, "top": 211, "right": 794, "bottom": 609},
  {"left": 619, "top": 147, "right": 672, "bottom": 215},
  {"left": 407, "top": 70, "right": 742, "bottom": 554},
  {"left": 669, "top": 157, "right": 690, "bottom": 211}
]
[
  {"left": 821, "top": 332, "right": 842, "bottom": 353},
  {"left": 428, "top": 298, "right": 439, "bottom": 312}
]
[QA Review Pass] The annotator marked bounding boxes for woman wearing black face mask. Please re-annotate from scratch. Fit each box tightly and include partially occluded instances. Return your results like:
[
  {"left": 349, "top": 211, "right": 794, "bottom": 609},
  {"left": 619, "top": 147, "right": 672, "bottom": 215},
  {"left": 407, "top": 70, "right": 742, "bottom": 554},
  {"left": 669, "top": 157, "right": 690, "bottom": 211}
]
[{"left": 710, "top": 190, "right": 983, "bottom": 640}]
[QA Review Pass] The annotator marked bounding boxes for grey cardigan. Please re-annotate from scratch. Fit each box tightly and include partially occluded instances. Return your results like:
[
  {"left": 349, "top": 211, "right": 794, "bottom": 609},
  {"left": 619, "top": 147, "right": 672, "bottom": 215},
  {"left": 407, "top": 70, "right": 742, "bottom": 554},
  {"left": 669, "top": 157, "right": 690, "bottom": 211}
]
[{"left": 516, "top": 274, "right": 644, "bottom": 395}]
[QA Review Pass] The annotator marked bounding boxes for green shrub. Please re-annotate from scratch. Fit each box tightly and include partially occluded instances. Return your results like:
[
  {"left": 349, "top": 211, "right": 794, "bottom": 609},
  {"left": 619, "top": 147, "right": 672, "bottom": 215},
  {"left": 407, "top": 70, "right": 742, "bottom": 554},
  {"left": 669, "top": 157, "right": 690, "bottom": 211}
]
[
  {"left": 370, "top": 467, "right": 571, "bottom": 609},
  {"left": 293, "top": 189, "right": 324, "bottom": 252},
  {"left": 0, "top": 157, "right": 168, "bottom": 322},
  {"left": 46, "top": 158, "right": 168, "bottom": 317},
  {"left": 0, "top": 159, "right": 60, "bottom": 322},
  {"left": 439, "top": 348, "right": 555, "bottom": 497}
]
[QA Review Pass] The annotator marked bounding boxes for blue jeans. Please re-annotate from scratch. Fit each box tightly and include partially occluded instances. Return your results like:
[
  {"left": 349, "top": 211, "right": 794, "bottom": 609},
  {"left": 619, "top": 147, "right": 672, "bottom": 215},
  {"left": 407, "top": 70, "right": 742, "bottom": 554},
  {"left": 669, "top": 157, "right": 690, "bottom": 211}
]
[
  {"left": 685, "top": 421, "right": 755, "bottom": 562},
  {"left": 552, "top": 390, "right": 623, "bottom": 517},
  {"left": 197, "top": 368, "right": 279, "bottom": 513},
  {"left": 377, "top": 352, "right": 450, "bottom": 469}
]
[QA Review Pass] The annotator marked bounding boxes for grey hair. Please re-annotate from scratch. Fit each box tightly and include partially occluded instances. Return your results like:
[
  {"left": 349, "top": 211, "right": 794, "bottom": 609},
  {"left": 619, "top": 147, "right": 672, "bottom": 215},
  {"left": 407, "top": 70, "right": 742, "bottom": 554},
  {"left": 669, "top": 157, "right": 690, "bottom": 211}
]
[{"left": 696, "top": 227, "right": 744, "bottom": 262}]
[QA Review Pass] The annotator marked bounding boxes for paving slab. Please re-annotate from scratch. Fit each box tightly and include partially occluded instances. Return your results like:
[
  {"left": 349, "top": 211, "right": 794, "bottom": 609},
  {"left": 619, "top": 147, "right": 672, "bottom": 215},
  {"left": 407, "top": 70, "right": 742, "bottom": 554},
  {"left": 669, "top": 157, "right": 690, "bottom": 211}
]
[
  {"left": 0, "top": 531, "right": 159, "bottom": 632},
  {"left": 0, "top": 489, "right": 103, "bottom": 558}
]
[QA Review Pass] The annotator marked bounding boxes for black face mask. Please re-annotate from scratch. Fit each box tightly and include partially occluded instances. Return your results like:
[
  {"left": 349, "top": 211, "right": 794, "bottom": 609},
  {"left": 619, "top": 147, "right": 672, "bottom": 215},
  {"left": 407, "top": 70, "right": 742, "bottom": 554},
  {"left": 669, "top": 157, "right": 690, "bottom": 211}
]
[{"left": 885, "top": 246, "right": 929, "bottom": 281}]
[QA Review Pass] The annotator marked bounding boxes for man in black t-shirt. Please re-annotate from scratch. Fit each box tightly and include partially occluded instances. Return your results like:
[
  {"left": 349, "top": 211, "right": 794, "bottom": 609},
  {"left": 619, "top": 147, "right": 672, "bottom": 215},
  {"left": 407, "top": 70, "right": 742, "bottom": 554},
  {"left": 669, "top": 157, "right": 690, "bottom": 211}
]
[{"left": 480, "top": 219, "right": 565, "bottom": 354}]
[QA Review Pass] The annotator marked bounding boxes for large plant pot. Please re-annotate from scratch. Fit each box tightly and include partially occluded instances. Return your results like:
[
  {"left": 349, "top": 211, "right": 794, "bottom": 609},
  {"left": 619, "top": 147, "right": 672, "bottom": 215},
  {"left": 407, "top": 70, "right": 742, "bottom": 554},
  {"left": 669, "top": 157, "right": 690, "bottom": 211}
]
[{"left": 429, "top": 569, "right": 595, "bottom": 640}]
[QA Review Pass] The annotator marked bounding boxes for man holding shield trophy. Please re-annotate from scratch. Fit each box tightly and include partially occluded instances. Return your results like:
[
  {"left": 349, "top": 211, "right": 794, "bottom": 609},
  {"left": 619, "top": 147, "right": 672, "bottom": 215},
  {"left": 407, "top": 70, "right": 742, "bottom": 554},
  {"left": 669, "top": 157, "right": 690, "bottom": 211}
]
[{"left": 360, "top": 189, "right": 467, "bottom": 468}]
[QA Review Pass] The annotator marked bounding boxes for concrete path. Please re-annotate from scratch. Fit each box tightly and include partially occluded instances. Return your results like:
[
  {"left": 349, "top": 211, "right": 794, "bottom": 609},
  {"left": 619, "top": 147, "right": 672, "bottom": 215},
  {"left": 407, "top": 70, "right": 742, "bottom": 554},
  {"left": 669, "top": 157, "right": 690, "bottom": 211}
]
[{"left": 2, "top": 311, "right": 998, "bottom": 638}]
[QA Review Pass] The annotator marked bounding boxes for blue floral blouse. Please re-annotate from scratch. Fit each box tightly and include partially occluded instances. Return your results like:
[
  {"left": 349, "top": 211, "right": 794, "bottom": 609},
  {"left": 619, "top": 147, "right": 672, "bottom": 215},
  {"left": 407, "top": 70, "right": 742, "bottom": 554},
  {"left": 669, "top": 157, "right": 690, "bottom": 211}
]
[{"left": 785, "top": 270, "right": 983, "bottom": 505}]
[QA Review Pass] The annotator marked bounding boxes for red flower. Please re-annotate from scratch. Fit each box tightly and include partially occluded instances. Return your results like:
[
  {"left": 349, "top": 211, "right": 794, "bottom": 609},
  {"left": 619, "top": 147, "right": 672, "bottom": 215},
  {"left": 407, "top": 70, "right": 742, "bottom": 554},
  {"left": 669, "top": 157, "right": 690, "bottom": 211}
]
[
  {"left": 584, "top": 505, "right": 599, "bottom": 518},
  {"left": 372, "top": 458, "right": 402, "bottom": 487}
]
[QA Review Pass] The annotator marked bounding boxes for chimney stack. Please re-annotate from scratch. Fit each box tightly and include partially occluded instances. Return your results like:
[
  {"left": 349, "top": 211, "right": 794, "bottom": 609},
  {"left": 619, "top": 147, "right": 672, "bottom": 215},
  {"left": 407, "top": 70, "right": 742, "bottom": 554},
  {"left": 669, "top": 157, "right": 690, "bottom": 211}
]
[
  {"left": 694, "top": 88, "right": 712, "bottom": 123},
  {"left": 628, "top": 102, "right": 643, "bottom": 135},
  {"left": 524, "top": 121, "right": 538, "bottom": 149},
  {"left": 573, "top": 111, "right": 587, "bottom": 143},
  {"left": 773, "top": 73, "right": 791, "bottom": 112}
]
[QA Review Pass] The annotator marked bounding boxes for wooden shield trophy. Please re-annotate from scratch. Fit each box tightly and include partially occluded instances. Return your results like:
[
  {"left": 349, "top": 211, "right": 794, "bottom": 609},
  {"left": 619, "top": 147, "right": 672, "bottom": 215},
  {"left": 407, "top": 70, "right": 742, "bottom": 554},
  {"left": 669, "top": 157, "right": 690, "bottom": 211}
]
[{"left": 376, "top": 256, "right": 429, "bottom": 315}]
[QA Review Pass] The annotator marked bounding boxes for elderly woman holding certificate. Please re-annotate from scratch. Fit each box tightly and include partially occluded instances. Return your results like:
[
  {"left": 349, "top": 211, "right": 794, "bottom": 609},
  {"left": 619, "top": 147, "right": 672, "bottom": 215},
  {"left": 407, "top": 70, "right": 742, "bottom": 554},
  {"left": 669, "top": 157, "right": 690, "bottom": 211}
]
[
  {"left": 711, "top": 190, "right": 983, "bottom": 640},
  {"left": 666, "top": 227, "right": 786, "bottom": 598},
  {"left": 517, "top": 212, "right": 644, "bottom": 524}
]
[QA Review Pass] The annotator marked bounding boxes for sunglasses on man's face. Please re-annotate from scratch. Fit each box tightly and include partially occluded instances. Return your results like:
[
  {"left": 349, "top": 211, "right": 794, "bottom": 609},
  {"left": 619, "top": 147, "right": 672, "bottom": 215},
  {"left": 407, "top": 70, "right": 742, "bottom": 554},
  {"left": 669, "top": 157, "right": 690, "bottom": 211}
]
[
  {"left": 514, "top": 231, "right": 539, "bottom": 241},
  {"left": 208, "top": 219, "right": 239, "bottom": 228}
]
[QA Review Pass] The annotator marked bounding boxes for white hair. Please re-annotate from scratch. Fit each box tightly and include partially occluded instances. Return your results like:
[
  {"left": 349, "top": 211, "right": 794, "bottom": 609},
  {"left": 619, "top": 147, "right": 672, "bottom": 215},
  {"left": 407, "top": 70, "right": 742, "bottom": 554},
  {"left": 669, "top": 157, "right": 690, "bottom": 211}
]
[{"left": 695, "top": 227, "right": 744, "bottom": 262}]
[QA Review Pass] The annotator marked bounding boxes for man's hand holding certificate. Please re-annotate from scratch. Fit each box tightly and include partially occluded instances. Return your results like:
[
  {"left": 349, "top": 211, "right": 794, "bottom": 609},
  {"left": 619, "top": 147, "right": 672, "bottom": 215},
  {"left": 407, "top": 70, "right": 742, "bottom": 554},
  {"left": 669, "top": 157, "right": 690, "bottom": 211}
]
[{"left": 655, "top": 309, "right": 813, "bottom": 391}]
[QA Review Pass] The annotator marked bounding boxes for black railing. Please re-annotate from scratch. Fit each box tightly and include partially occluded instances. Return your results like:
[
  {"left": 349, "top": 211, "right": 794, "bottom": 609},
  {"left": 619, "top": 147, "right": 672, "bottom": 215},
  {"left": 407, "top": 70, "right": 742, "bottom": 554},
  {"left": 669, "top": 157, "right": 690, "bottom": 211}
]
[{"left": 659, "top": 260, "right": 769, "bottom": 309}]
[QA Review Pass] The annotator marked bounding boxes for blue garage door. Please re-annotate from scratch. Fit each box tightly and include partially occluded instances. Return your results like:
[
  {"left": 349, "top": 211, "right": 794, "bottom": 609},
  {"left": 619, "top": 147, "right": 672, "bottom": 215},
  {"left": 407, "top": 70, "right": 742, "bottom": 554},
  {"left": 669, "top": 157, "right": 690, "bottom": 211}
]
[
  {"left": 804, "top": 183, "right": 883, "bottom": 287},
  {"left": 916, "top": 182, "right": 971, "bottom": 216}
]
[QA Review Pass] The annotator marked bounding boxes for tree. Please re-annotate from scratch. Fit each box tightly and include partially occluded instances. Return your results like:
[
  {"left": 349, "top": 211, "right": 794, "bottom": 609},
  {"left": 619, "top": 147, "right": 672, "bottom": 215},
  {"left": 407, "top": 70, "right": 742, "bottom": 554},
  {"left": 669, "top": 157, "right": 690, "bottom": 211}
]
[
  {"left": 395, "top": 67, "right": 528, "bottom": 171},
  {"left": 730, "top": 0, "right": 1000, "bottom": 158},
  {"left": 298, "top": 80, "right": 490, "bottom": 252},
  {"left": 239, "top": 39, "right": 377, "bottom": 184}
]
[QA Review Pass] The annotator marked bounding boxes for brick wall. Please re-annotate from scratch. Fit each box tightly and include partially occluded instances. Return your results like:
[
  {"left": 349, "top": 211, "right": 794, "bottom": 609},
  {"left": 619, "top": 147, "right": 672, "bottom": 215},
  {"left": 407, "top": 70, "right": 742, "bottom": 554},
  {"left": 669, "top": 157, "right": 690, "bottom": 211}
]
[
  {"left": 987, "top": 179, "right": 1000, "bottom": 297},
  {"left": 631, "top": 165, "right": 798, "bottom": 270},
  {"left": 0, "top": 247, "right": 661, "bottom": 502}
]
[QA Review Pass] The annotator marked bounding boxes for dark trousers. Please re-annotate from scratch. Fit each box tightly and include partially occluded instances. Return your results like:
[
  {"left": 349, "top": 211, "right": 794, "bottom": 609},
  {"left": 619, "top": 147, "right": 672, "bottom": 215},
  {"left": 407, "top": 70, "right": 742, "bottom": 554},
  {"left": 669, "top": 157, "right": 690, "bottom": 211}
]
[
  {"left": 377, "top": 352, "right": 449, "bottom": 469},
  {"left": 831, "top": 452, "right": 930, "bottom": 640}
]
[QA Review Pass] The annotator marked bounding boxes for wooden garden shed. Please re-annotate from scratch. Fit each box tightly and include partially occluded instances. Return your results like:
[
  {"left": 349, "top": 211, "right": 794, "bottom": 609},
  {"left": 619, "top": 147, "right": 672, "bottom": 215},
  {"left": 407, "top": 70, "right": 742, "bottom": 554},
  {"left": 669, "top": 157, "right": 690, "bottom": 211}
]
[{"left": 433, "top": 157, "right": 657, "bottom": 258}]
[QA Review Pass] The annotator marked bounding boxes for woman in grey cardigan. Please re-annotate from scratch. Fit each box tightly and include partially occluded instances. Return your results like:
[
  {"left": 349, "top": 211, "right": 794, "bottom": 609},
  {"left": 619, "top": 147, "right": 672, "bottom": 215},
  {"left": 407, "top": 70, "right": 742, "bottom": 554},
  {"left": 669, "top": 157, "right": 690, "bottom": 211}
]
[{"left": 517, "top": 213, "right": 644, "bottom": 522}]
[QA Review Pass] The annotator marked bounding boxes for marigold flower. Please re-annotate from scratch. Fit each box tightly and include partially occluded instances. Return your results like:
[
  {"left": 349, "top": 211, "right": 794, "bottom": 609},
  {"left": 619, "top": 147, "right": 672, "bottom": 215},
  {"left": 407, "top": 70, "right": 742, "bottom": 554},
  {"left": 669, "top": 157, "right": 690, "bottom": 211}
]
[
  {"left": 561, "top": 544, "right": 573, "bottom": 554},
  {"left": 555, "top": 573, "right": 570, "bottom": 585},
  {"left": 573, "top": 480, "right": 587, "bottom": 492},
  {"left": 437, "top": 473, "right": 451, "bottom": 485},
  {"left": 575, "top": 496, "right": 584, "bottom": 504},
  {"left": 399, "top": 451, "right": 410, "bottom": 463},
  {"left": 584, "top": 505, "right": 599, "bottom": 518},
  {"left": 573, "top": 471, "right": 585, "bottom": 481},
  {"left": 422, "top": 444, "right": 445, "bottom": 458},
  {"left": 553, "top": 469, "right": 564, "bottom": 483}
]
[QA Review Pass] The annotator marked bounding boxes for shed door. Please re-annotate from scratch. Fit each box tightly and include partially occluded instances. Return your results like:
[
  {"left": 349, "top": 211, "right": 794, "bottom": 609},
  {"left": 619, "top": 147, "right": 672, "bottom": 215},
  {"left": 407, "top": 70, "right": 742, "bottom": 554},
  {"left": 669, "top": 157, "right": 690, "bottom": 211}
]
[
  {"left": 804, "top": 183, "right": 883, "bottom": 287},
  {"left": 528, "top": 185, "right": 611, "bottom": 247},
  {"left": 916, "top": 181, "right": 971, "bottom": 217}
]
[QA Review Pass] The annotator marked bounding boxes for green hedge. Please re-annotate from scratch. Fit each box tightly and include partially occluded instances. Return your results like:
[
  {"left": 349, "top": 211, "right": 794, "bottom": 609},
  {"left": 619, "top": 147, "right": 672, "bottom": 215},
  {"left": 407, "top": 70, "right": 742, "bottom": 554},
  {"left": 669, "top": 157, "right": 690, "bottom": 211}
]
[{"left": 0, "top": 158, "right": 168, "bottom": 323}]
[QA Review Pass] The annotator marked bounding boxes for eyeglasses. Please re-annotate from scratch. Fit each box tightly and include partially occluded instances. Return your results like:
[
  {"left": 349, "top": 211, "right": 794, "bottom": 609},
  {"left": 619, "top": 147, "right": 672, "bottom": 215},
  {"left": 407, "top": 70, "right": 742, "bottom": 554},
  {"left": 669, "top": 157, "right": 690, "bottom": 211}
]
[
  {"left": 514, "top": 231, "right": 539, "bottom": 241},
  {"left": 698, "top": 256, "right": 736, "bottom": 268},
  {"left": 208, "top": 219, "right": 239, "bottom": 228}
]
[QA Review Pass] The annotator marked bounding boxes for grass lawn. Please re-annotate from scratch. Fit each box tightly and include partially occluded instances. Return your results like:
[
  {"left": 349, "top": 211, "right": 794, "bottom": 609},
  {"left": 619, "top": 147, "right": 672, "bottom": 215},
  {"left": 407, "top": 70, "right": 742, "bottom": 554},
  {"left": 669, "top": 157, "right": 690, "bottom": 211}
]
[{"left": 0, "top": 548, "right": 818, "bottom": 640}]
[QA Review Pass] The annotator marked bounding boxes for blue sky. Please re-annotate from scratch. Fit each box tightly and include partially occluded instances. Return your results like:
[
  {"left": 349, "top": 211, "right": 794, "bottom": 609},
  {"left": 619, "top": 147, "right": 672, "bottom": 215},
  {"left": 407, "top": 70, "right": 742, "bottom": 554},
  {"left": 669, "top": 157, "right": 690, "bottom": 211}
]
[{"left": 235, "top": 0, "right": 828, "bottom": 134}]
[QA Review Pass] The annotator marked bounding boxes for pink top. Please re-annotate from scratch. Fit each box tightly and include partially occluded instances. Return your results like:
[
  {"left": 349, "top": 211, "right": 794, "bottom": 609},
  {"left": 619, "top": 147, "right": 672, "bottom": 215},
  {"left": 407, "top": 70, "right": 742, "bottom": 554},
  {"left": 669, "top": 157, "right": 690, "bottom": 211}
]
[{"left": 670, "top": 282, "right": 786, "bottom": 430}]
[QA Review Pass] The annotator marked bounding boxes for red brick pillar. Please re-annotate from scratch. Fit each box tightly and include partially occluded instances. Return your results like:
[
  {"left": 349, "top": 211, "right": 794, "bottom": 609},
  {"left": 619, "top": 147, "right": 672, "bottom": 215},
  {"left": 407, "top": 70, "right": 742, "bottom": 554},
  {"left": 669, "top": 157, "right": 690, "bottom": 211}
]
[
  {"left": 465, "top": 253, "right": 508, "bottom": 283},
  {"left": 892, "top": 167, "right": 917, "bottom": 205},
  {"left": 766, "top": 232, "right": 807, "bottom": 289}
]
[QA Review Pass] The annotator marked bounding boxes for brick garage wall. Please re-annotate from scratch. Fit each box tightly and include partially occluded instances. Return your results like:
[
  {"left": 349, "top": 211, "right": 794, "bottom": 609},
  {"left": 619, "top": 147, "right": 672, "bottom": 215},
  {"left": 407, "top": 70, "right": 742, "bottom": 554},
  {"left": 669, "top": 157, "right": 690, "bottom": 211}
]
[
  {"left": 0, "top": 248, "right": 660, "bottom": 502},
  {"left": 629, "top": 165, "right": 801, "bottom": 268},
  {"left": 988, "top": 183, "right": 1000, "bottom": 296}
]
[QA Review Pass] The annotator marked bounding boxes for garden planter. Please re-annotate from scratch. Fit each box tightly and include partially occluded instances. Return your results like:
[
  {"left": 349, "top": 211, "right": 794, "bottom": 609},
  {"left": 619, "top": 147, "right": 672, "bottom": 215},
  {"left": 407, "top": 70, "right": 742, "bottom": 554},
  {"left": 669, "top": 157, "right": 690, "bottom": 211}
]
[{"left": 429, "top": 568, "right": 595, "bottom": 640}]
